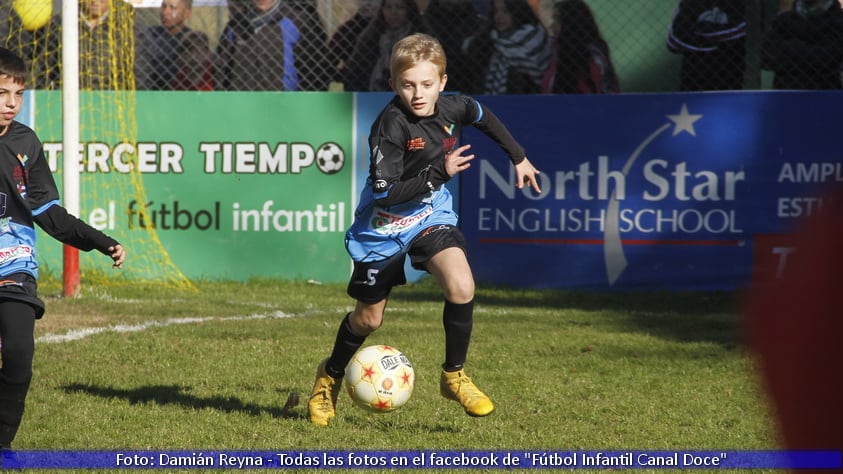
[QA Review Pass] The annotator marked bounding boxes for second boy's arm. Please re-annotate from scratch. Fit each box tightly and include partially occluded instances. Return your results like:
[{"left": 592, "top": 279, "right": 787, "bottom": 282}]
[{"left": 34, "top": 205, "right": 125, "bottom": 267}]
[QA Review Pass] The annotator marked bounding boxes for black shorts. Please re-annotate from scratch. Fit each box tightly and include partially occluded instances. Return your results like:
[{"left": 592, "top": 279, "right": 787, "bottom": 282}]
[
  {"left": 347, "top": 224, "right": 467, "bottom": 303},
  {"left": 0, "top": 273, "right": 45, "bottom": 319}
]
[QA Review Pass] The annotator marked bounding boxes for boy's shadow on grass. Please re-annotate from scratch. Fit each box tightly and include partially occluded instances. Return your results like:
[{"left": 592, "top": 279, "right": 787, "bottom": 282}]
[
  {"left": 395, "top": 282, "right": 742, "bottom": 347},
  {"left": 59, "top": 384, "right": 460, "bottom": 433},
  {"left": 62, "top": 383, "right": 304, "bottom": 420}
]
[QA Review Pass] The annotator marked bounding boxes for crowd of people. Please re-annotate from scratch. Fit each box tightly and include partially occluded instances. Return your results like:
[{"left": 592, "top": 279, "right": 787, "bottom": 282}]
[
  {"left": 1, "top": 0, "right": 841, "bottom": 452},
  {"left": 667, "top": 0, "right": 843, "bottom": 92},
  {"left": 1, "top": 0, "right": 843, "bottom": 92},
  {"left": 2, "top": 0, "right": 843, "bottom": 92}
]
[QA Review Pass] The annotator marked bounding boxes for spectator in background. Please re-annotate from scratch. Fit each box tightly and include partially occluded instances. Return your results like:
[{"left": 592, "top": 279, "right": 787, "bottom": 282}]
[
  {"left": 666, "top": 0, "right": 747, "bottom": 91},
  {"left": 0, "top": 0, "right": 62, "bottom": 89},
  {"left": 215, "top": 0, "right": 328, "bottom": 91},
  {"left": 326, "top": 0, "right": 378, "bottom": 87},
  {"left": 169, "top": 30, "right": 214, "bottom": 90},
  {"left": 79, "top": 0, "right": 135, "bottom": 89},
  {"left": 290, "top": 0, "right": 330, "bottom": 90},
  {"left": 2, "top": 0, "right": 135, "bottom": 90},
  {"left": 472, "top": 0, "right": 491, "bottom": 17},
  {"left": 136, "top": 0, "right": 213, "bottom": 90},
  {"left": 423, "top": 0, "right": 483, "bottom": 93},
  {"left": 343, "top": 0, "right": 429, "bottom": 92},
  {"left": 461, "top": 0, "right": 552, "bottom": 95},
  {"left": 761, "top": 0, "right": 843, "bottom": 89},
  {"left": 542, "top": 0, "right": 619, "bottom": 94},
  {"left": 5, "top": 0, "right": 134, "bottom": 90}
]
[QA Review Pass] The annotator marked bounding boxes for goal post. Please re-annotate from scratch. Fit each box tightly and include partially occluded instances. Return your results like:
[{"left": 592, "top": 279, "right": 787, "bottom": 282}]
[
  {"left": 61, "top": 0, "right": 81, "bottom": 297},
  {"left": 2, "top": 0, "right": 196, "bottom": 292}
]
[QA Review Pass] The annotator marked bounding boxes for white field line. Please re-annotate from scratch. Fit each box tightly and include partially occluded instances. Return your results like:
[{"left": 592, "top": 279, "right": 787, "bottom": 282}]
[
  {"left": 32, "top": 304, "right": 493, "bottom": 345},
  {"left": 35, "top": 311, "right": 298, "bottom": 345}
]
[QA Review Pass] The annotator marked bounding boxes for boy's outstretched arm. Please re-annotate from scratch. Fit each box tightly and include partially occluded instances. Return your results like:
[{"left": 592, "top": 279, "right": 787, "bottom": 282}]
[{"left": 34, "top": 205, "right": 125, "bottom": 268}]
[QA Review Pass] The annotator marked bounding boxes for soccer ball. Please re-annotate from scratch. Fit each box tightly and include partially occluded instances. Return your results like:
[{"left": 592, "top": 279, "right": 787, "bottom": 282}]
[
  {"left": 345, "top": 345, "right": 414, "bottom": 413},
  {"left": 14, "top": 0, "right": 53, "bottom": 31},
  {"left": 315, "top": 142, "right": 345, "bottom": 174}
]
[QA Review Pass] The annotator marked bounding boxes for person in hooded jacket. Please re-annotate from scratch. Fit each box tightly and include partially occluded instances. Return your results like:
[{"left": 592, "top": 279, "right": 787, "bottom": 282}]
[
  {"left": 761, "top": 0, "right": 843, "bottom": 90},
  {"left": 666, "top": 0, "right": 747, "bottom": 91}
]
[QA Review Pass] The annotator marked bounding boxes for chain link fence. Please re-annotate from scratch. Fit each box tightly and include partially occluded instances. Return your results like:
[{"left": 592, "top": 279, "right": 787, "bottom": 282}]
[{"left": 4, "top": 0, "right": 843, "bottom": 92}]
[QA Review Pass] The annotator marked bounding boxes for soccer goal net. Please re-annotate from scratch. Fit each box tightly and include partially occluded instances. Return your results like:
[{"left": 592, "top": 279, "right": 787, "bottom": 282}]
[{"left": 2, "top": 0, "right": 194, "bottom": 290}]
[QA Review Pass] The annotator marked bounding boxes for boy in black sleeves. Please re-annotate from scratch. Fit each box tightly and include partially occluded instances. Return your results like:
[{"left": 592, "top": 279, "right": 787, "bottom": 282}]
[{"left": 0, "top": 47, "right": 125, "bottom": 449}]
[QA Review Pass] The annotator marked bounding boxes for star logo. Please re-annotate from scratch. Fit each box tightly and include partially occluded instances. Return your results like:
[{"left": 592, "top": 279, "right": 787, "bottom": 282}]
[
  {"left": 667, "top": 104, "right": 703, "bottom": 136},
  {"left": 604, "top": 103, "right": 705, "bottom": 285}
]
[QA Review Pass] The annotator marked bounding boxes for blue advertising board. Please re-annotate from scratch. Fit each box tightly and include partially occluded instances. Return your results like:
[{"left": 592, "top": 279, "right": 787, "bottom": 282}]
[{"left": 460, "top": 92, "right": 843, "bottom": 290}]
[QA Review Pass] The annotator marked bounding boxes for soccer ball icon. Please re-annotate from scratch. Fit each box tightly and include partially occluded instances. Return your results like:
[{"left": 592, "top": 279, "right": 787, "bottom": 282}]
[
  {"left": 315, "top": 142, "right": 345, "bottom": 174},
  {"left": 345, "top": 345, "right": 414, "bottom": 413}
]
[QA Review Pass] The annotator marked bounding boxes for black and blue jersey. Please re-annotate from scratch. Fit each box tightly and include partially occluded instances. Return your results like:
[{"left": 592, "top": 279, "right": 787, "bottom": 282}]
[
  {"left": 345, "top": 94, "right": 525, "bottom": 262},
  {"left": 1, "top": 121, "right": 118, "bottom": 314}
]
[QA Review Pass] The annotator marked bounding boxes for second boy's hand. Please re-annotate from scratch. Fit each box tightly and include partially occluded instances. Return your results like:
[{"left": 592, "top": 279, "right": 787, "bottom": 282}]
[{"left": 108, "top": 245, "right": 126, "bottom": 269}]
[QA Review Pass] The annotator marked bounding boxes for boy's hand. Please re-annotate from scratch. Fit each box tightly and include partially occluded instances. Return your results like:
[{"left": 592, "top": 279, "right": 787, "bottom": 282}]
[
  {"left": 108, "top": 245, "right": 126, "bottom": 269},
  {"left": 515, "top": 157, "right": 541, "bottom": 193},
  {"left": 445, "top": 144, "right": 474, "bottom": 177}
]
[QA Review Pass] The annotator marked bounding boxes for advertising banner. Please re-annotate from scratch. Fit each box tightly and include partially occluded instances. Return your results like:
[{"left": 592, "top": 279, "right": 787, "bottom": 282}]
[
  {"left": 35, "top": 91, "right": 354, "bottom": 282},
  {"left": 30, "top": 91, "right": 841, "bottom": 289},
  {"left": 461, "top": 92, "right": 843, "bottom": 290}
]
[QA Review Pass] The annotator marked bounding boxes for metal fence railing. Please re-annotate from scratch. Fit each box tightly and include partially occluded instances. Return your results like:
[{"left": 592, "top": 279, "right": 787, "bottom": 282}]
[{"left": 3, "top": 0, "right": 843, "bottom": 93}]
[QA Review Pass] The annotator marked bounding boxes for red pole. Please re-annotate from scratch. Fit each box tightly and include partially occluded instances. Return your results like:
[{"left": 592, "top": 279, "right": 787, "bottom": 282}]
[{"left": 63, "top": 245, "right": 80, "bottom": 297}]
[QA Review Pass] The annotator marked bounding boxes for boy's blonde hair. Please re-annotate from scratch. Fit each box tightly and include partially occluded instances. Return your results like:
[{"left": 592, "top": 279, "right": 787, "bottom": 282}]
[{"left": 389, "top": 33, "right": 447, "bottom": 80}]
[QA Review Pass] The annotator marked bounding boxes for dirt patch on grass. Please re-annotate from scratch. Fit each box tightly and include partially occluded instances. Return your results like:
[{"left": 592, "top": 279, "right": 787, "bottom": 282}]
[{"left": 35, "top": 296, "right": 149, "bottom": 338}]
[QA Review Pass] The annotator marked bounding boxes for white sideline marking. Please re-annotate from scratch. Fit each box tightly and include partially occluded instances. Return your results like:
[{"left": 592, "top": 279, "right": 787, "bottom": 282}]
[
  {"left": 35, "top": 312, "right": 295, "bottom": 344},
  {"left": 32, "top": 304, "right": 479, "bottom": 345}
]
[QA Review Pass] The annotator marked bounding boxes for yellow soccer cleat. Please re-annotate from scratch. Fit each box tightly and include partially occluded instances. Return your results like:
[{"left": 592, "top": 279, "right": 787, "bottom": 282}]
[
  {"left": 308, "top": 359, "right": 341, "bottom": 426},
  {"left": 440, "top": 368, "right": 495, "bottom": 417}
]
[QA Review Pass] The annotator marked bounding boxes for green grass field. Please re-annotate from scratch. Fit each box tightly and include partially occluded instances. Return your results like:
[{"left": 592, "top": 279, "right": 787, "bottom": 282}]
[{"left": 12, "top": 275, "right": 779, "bottom": 472}]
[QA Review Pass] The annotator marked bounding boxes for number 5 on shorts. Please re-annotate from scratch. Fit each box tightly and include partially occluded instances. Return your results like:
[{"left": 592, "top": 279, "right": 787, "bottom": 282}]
[{"left": 366, "top": 269, "right": 379, "bottom": 286}]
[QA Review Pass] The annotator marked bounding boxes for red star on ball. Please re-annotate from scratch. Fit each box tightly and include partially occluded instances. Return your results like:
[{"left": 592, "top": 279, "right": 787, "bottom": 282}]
[{"left": 362, "top": 364, "right": 375, "bottom": 381}]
